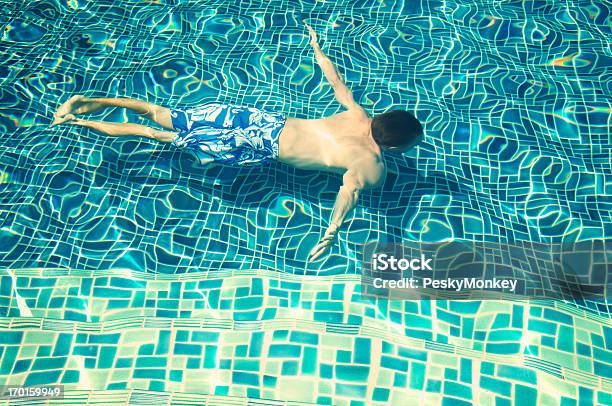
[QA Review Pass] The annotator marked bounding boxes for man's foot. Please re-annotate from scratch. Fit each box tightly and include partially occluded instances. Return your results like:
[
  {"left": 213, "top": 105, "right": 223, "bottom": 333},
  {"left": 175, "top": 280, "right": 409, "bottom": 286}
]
[
  {"left": 50, "top": 95, "right": 95, "bottom": 127},
  {"left": 62, "top": 114, "right": 78, "bottom": 123}
]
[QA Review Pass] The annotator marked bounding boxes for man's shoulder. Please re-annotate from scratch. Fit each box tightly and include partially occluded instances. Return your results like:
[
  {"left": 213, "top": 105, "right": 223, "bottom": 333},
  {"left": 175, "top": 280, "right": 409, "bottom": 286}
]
[
  {"left": 346, "top": 105, "right": 370, "bottom": 121},
  {"left": 324, "top": 104, "right": 369, "bottom": 120},
  {"left": 347, "top": 153, "right": 385, "bottom": 189}
]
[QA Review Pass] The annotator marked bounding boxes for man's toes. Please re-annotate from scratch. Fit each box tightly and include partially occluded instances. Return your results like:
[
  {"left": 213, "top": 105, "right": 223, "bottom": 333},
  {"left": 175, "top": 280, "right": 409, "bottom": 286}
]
[
  {"left": 50, "top": 114, "right": 76, "bottom": 127},
  {"left": 50, "top": 116, "right": 64, "bottom": 127},
  {"left": 65, "top": 116, "right": 84, "bottom": 125},
  {"left": 63, "top": 114, "right": 76, "bottom": 122}
]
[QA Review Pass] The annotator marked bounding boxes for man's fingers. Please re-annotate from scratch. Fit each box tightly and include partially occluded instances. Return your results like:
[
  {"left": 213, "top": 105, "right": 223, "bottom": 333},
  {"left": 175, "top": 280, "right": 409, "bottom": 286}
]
[
  {"left": 309, "top": 240, "right": 331, "bottom": 262},
  {"left": 322, "top": 232, "right": 336, "bottom": 242},
  {"left": 309, "top": 246, "right": 327, "bottom": 262},
  {"left": 304, "top": 22, "right": 317, "bottom": 41},
  {"left": 309, "top": 242, "right": 323, "bottom": 258}
]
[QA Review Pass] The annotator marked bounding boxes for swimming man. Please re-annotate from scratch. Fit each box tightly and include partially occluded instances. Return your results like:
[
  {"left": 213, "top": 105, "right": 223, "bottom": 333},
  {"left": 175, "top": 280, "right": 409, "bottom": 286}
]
[{"left": 51, "top": 23, "right": 424, "bottom": 262}]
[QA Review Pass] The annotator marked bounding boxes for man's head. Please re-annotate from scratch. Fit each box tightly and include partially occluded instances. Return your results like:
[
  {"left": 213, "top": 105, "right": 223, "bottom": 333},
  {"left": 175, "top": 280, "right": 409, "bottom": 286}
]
[{"left": 370, "top": 110, "right": 423, "bottom": 152}]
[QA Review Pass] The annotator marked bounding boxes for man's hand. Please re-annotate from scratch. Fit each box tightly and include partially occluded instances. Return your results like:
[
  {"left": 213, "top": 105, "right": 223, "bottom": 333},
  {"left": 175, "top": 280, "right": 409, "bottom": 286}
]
[
  {"left": 304, "top": 21, "right": 318, "bottom": 47},
  {"left": 302, "top": 20, "right": 361, "bottom": 111},
  {"left": 308, "top": 223, "right": 339, "bottom": 262}
]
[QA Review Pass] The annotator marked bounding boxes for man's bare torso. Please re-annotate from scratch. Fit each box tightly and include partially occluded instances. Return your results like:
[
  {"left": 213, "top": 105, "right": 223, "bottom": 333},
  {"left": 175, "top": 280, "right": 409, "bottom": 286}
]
[{"left": 277, "top": 109, "right": 386, "bottom": 186}]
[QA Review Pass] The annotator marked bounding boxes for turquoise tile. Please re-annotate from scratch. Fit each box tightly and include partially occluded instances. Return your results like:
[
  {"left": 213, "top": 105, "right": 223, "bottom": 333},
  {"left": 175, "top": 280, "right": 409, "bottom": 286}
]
[
  {"left": 234, "top": 359, "right": 259, "bottom": 372},
  {"left": 528, "top": 319, "right": 558, "bottom": 335},
  {"left": 235, "top": 345, "right": 248, "bottom": 357},
  {"left": 353, "top": 338, "right": 370, "bottom": 364},
  {"left": 174, "top": 343, "right": 202, "bottom": 356},
  {"left": 515, "top": 384, "right": 537, "bottom": 404},
  {"left": 544, "top": 309, "right": 573, "bottom": 326},
  {"left": 579, "top": 387, "right": 594, "bottom": 405},
  {"left": 593, "top": 362, "right": 611, "bottom": 378},
  {"left": 249, "top": 332, "right": 263, "bottom": 357},
  {"left": 337, "top": 350, "right": 352, "bottom": 363},
  {"left": 99, "top": 347, "right": 117, "bottom": 368},
  {"left": 485, "top": 343, "right": 520, "bottom": 355},
  {"left": 444, "top": 381, "right": 472, "bottom": 399},
  {"left": 37, "top": 346, "right": 51, "bottom": 357},
  {"left": 273, "top": 330, "right": 289, "bottom": 340},
  {"left": 410, "top": 362, "right": 426, "bottom": 390},
  {"left": 133, "top": 369, "right": 166, "bottom": 379},
  {"left": 156, "top": 331, "right": 171, "bottom": 355},
  {"left": 61, "top": 370, "right": 80, "bottom": 384},
  {"left": 576, "top": 343, "right": 591, "bottom": 356},
  {"left": 269, "top": 344, "right": 301, "bottom": 358},
  {"left": 404, "top": 328, "right": 433, "bottom": 340},
  {"left": 492, "top": 314, "right": 510, "bottom": 329},
  {"left": 444, "top": 368, "right": 457, "bottom": 382},
  {"left": 560, "top": 397, "right": 577, "bottom": 406},
  {"left": 442, "top": 397, "right": 471, "bottom": 406},
  {"left": 393, "top": 373, "right": 407, "bottom": 387},
  {"left": 263, "top": 375, "right": 277, "bottom": 388},
  {"left": 89, "top": 333, "right": 120, "bottom": 344},
  {"left": 0, "top": 332, "right": 23, "bottom": 344},
  {"left": 336, "top": 383, "right": 366, "bottom": 398},
  {"left": 557, "top": 326, "right": 575, "bottom": 352},
  {"left": 203, "top": 346, "right": 217, "bottom": 368},
  {"left": 115, "top": 358, "right": 133, "bottom": 368},
  {"left": 438, "top": 310, "right": 461, "bottom": 325},
  {"left": 320, "top": 364, "right": 333, "bottom": 379},
  {"left": 135, "top": 357, "right": 167, "bottom": 368},
  {"left": 460, "top": 359, "right": 472, "bottom": 384},
  {"left": 480, "top": 376, "right": 511, "bottom": 397},
  {"left": 281, "top": 360, "right": 298, "bottom": 375},
  {"left": 381, "top": 356, "right": 408, "bottom": 372},
  {"left": 317, "top": 396, "right": 332, "bottom": 405},
  {"left": 407, "top": 315, "right": 433, "bottom": 330},
  {"left": 170, "top": 370, "right": 182, "bottom": 382},
  {"left": 335, "top": 365, "right": 370, "bottom": 381},
  {"left": 497, "top": 366, "right": 536, "bottom": 384},
  {"left": 302, "top": 347, "right": 317, "bottom": 374},
  {"left": 591, "top": 334, "right": 604, "bottom": 348},
  {"left": 24, "top": 370, "right": 61, "bottom": 386},
  {"left": 373, "top": 387, "right": 390, "bottom": 402},
  {"left": 12, "top": 359, "right": 31, "bottom": 374},
  {"left": 290, "top": 331, "right": 318, "bottom": 345},
  {"left": 426, "top": 380, "right": 442, "bottom": 393},
  {"left": 232, "top": 372, "right": 259, "bottom": 386},
  {"left": 461, "top": 318, "right": 474, "bottom": 338}
]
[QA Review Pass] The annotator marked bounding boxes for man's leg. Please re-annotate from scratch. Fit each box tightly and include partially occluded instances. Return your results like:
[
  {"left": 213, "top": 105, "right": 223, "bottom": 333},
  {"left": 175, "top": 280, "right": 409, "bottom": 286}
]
[
  {"left": 67, "top": 118, "right": 178, "bottom": 142},
  {"left": 52, "top": 95, "right": 174, "bottom": 130}
]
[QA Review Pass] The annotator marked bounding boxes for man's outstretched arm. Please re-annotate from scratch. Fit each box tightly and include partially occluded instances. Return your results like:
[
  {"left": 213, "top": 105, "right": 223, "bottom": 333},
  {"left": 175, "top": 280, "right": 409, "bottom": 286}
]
[
  {"left": 309, "top": 157, "right": 385, "bottom": 262},
  {"left": 304, "top": 22, "right": 361, "bottom": 111},
  {"left": 309, "top": 170, "right": 362, "bottom": 262}
]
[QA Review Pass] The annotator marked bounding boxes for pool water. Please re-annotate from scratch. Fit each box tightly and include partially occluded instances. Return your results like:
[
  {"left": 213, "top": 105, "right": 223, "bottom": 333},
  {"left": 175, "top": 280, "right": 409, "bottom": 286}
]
[{"left": 0, "top": 0, "right": 610, "bottom": 405}]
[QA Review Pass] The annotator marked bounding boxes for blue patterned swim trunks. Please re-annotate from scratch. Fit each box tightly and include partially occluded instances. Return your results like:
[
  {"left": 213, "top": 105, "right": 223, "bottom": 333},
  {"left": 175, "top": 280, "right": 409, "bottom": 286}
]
[{"left": 170, "top": 102, "right": 287, "bottom": 166}]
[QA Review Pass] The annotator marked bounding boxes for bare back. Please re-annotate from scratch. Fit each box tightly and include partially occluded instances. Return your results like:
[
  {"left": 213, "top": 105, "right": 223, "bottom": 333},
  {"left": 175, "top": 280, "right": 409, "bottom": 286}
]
[{"left": 278, "top": 109, "right": 385, "bottom": 185}]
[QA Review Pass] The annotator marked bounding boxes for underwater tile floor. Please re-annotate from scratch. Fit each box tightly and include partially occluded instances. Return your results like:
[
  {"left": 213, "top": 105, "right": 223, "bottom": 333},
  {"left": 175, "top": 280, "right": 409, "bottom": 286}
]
[{"left": 0, "top": 0, "right": 610, "bottom": 404}]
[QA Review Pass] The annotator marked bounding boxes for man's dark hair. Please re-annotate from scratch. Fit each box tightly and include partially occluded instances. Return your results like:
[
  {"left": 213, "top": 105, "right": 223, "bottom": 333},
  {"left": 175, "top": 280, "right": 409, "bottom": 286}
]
[{"left": 371, "top": 110, "right": 423, "bottom": 148}]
